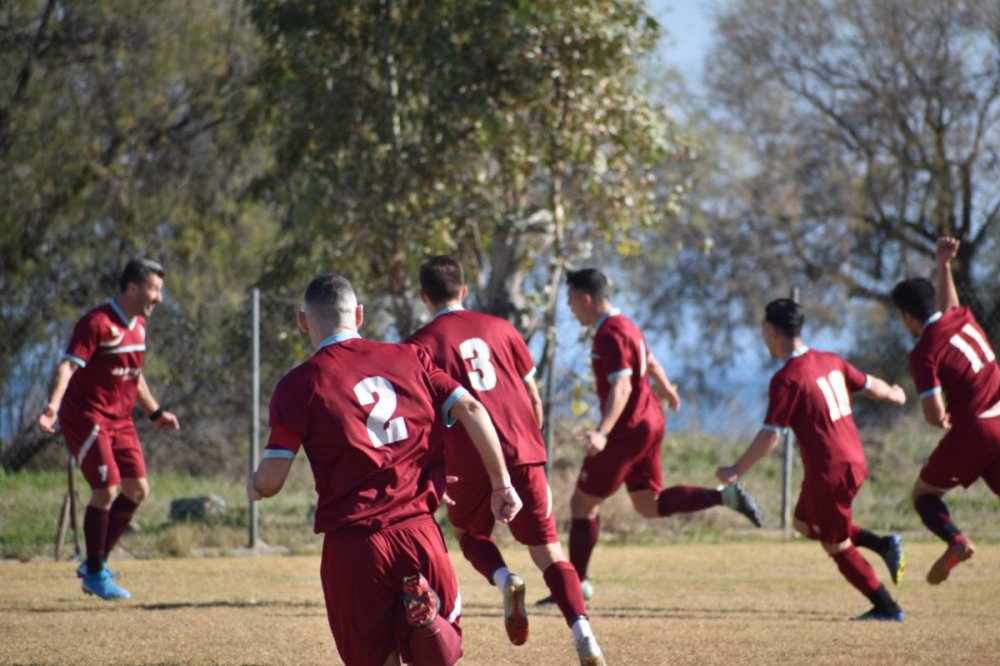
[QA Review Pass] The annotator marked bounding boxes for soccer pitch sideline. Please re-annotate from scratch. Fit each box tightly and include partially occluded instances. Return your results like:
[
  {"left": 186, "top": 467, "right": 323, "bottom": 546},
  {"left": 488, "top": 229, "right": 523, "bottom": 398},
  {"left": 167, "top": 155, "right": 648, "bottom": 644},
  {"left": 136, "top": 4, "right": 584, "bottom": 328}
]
[{"left": 1, "top": 541, "right": 998, "bottom": 665}]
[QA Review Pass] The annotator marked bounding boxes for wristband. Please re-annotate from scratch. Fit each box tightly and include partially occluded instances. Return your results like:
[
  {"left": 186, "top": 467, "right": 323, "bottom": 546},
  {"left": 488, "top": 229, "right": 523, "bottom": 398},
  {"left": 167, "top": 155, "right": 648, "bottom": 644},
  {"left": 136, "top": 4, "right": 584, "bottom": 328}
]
[
  {"left": 597, "top": 427, "right": 610, "bottom": 437},
  {"left": 148, "top": 408, "right": 164, "bottom": 422}
]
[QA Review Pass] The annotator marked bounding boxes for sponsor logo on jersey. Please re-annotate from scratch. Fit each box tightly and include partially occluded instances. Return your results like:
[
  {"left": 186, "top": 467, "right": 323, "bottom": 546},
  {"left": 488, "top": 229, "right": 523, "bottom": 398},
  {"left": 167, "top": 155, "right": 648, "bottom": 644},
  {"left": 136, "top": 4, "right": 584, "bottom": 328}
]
[{"left": 111, "top": 367, "right": 142, "bottom": 379}]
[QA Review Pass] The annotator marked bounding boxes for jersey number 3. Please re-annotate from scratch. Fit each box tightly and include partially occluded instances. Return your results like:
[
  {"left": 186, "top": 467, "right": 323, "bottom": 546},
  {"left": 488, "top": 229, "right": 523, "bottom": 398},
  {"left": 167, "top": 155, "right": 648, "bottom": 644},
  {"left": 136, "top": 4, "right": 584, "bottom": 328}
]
[
  {"left": 816, "top": 371, "right": 852, "bottom": 422},
  {"left": 459, "top": 338, "right": 498, "bottom": 391},
  {"left": 354, "top": 376, "right": 409, "bottom": 448}
]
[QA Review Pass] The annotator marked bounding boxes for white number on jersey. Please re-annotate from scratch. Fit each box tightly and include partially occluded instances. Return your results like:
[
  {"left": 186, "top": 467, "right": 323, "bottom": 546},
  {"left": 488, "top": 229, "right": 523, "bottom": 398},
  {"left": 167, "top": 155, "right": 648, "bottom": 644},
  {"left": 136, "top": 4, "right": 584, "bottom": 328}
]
[
  {"left": 816, "top": 370, "right": 852, "bottom": 422},
  {"left": 459, "top": 337, "right": 498, "bottom": 391},
  {"left": 353, "top": 376, "right": 409, "bottom": 448},
  {"left": 949, "top": 324, "right": 996, "bottom": 373}
]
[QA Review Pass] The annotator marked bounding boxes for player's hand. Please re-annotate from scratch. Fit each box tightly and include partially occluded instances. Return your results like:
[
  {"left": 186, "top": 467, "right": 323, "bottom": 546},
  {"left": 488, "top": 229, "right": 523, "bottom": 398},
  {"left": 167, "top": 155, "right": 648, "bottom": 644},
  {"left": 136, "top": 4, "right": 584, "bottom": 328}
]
[
  {"left": 939, "top": 412, "right": 952, "bottom": 430},
  {"left": 887, "top": 384, "right": 907, "bottom": 406},
  {"left": 246, "top": 472, "right": 263, "bottom": 502},
  {"left": 38, "top": 405, "right": 58, "bottom": 433},
  {"left": 655, "top": 384, "right": 682, "bottom": 412},
  {"left": 936, "top": 237, "right": 960, "bottom": 264},
  {"left": 441, "top": 475, "right": 460, "bottom": 507},
  {"left": 153, "top": 410, "right": 180, "bottom": 431},
  {"left": 491, "top": 485, "right": 522, "bottom": 524},
  {"left": 581, "top": 430, "right": 608, "bottom": 457},
  {"left": 716, "top": 466, "right": 740, "bottom": 484}
]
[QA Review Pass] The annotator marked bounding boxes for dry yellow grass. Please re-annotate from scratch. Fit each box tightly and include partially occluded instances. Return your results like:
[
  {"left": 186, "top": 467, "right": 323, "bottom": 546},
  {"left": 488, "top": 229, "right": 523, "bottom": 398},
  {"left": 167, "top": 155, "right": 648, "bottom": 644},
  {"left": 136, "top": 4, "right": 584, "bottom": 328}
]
[{"left": 2, "top": 539, "right": 999, "bottom": 665}]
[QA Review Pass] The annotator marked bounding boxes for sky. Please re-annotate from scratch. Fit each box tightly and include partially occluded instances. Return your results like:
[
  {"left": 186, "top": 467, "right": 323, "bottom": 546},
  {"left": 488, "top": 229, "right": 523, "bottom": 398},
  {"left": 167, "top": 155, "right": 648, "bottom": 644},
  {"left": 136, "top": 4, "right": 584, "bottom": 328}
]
[{"left": 651, "top": 1, "right": 715, "bottom": 90}]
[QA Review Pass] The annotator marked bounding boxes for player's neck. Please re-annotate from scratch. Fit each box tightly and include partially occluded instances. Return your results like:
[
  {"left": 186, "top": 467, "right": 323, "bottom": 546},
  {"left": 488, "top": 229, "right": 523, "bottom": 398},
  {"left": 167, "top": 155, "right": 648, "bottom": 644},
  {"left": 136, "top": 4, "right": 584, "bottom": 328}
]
[
  {"left": 112, "top": 295, "right": 139, "bottom": 321},
  {"left": 430, "top": 300, "right": 464, "bottom": 317},
  {"left": 777, "top": 338, "right": 806, "bottom": 361}
]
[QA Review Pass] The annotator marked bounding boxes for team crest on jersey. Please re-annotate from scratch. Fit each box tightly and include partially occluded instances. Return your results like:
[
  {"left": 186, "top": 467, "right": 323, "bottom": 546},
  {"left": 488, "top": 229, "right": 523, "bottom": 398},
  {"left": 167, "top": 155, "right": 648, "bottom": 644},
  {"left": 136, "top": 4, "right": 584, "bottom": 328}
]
[{"left": 100, "top": 324, "right": 126, "bottom": 348}]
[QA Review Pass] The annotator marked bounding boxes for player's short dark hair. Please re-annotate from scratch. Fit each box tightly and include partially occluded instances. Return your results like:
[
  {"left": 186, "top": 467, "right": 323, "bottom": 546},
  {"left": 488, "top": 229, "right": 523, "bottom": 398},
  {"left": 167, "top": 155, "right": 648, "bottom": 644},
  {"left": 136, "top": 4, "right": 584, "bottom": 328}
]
[
  {"left": 566, "top": 268, "right": 608, "bottom": 300},
  {"left": 891, "top": 277, "right": 936, "bottom": 321},
  {"left": 764, "top": 298, "right": 804, "bottom": 338},
  {"left": 419, "top": 256, "right": 464, "bottom": 305},
  {"left": 119, "top": 258, "right": 165, "bottom": 292},
  {"left": 304, "top": 273, "right": 357, "bottom": 321}
]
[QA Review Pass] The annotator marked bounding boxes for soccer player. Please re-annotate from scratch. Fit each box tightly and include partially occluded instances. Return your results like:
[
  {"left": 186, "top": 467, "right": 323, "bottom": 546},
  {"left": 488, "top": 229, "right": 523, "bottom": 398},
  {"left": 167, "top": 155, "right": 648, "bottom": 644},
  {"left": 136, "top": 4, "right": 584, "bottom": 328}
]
[
  {"left": 891, "top": 236, "right": 1000, "bottom": 585},
  {"left": 565, "top": 268, "right": 763, "bottom": 599},
  {"left": 716, "top": 298, "right": 907, "bottom": 621},
  {"left": 406, "top": 256, "right": 605, "bottom": 666},
  {"left": 248, "top": 273, "right": 522, "bottom": 666},
  {"left": 38, "top": 258, "right": 180, "bottom": 601}
]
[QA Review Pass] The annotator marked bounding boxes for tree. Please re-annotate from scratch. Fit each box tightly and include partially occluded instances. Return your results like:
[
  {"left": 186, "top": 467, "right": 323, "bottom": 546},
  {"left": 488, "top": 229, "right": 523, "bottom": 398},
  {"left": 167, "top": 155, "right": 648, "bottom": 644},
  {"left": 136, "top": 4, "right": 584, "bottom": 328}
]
[
  {"left": 0, "top": 0, "right": 274, "bottom": 470},
  {"left": 248, "top": 0, "right": 692, "bottom": 409},
  {"left": 646, "top": 0, "right": 1000, "bottom": 356}
]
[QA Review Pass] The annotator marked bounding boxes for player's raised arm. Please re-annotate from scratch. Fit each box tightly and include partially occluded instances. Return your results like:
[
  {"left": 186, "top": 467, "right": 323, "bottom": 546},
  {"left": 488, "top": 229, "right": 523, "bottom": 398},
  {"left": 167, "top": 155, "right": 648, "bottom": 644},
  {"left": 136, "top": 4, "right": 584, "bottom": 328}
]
[
  {"left": 935, "top": 236, "right": 961, "bottom": 312},
  {"left": 450, "top": 393, "right": 522, "bottom": 523}
]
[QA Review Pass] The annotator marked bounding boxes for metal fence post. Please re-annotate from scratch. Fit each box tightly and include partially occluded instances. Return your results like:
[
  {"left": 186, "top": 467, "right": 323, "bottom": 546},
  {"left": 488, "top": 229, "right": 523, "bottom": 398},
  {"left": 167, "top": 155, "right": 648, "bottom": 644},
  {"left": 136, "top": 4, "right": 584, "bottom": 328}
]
[
  {"left": 780, "top": 287, "right": 800, "bottom": 531},
  {"left": 249, "top": 288, "right": 260, "bottom": 548}
]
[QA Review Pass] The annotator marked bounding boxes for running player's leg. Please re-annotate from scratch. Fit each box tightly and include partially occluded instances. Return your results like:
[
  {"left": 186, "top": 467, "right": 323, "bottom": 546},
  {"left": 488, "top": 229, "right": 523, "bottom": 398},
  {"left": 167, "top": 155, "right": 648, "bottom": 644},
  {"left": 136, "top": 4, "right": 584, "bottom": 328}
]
[
  {"left": 397, "top": 519, "right": 463, "bottom": 666},
  {"left": 446, "top": 477, "right": 506, "bottom": 586},
  {"left": 568, "top": 488, "right": 604, "bottom": 587},
  {"left": 912, "top": 431, "right": 977, "bottom": 583},
  {"left": 106, "top": 422, "right": 148, "bottom": 557},
  {"left": 848, "top": 523, "right": 905, "bottom": 584}
]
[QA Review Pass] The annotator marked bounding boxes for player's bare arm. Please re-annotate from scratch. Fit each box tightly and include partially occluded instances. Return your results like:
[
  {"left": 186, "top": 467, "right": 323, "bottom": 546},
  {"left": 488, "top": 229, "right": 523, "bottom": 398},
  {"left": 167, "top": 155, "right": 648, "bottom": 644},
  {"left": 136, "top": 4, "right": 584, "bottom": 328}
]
[
  {"left": 38, "top": 358, "right": 79, "bottom": 433},
  {"left": 450, "top": 393, "right": 522, "bottom": 523},
  {"left": 136, "top": 374, "right": 180, "bottom": 431},
  {"left": 647, "top": 353, "right": 681, "bottom": 412},
  {"left": 250, "top": 457, "right": 294, "bottom": 500},
  {"left": 523, "top": 375, "right": 544, "bottom": 429},
  {"left": 935, "top": 236, "right": 961, "bottom": 312},
  {"left": 583, "top": 374, "right": 631, "bottom": 457},
  {"left": 864, "top": 375, "right": 907, "bottom": 406},
  {"left": 716, "top": 428, "right": 782, "bottom": 484},
  {"left": 920, "top": 392, "right": 951, "bottom": 430}
]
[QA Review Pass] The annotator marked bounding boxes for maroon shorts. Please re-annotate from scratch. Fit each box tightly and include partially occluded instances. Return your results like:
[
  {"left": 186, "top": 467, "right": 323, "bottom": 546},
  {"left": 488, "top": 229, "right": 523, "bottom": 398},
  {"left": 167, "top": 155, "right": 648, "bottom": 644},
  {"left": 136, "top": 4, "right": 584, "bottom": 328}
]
[
  {"left": 920, "top": 417, "right": 1000, "bottom": 489},
  {"left": 58, "top": 412, "right": 145, "bottom": 489},
  {"left": 576, "top": 419, "right": 665, "bottom": 498},
  {"left": 446, "top": 463, "right": 558, "bottom": 546},
  {"left": 794, "top": 463, "right": 866, "bottom": 544},
  {"left": 320, "top": 515, "right": 462, "bottom": 666}
]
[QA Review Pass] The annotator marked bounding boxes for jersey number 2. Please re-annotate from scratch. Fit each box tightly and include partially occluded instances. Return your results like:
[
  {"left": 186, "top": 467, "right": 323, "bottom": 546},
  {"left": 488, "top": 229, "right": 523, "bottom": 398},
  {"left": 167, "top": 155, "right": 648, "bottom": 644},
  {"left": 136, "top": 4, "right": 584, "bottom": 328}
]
[
  {"left": 949, "top": 324, "right": 996, "bottom": 373},
  {"left": 459, "top": 338, "right": 498, "bottom": 391},
  {"left": 816, "top": 371, "right": 852, "bottom": 422},
  {"left": 353, "top": 376, "right": 408, "bottom": 448}
]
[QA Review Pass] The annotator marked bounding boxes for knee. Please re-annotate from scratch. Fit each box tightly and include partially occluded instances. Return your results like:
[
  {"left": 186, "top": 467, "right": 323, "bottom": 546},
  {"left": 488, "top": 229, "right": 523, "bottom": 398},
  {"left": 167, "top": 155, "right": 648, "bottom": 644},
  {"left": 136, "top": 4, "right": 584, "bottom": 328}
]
[
  {"left": 122, "top": 480, "right": 149, "bottom": 504},
  {"left": 822, "top": 539, "right": 851, "bottom": 556},
  {"left": 634, "top": 501, "right": 659, "bottom": 519},
  {"left": 569, "top": 491, "right": 599, "bottom": 519},
  {"left": 793, "top": 520, "right": 812, "bottom": 539},
  {"left": 90, "top": 486, "right": 118, "bottom": 510}
]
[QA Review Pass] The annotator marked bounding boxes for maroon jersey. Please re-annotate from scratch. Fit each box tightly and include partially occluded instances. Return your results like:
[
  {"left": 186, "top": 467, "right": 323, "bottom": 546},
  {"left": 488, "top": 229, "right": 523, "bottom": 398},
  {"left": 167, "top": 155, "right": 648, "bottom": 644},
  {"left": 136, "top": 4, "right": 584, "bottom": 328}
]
[
  {"left": 406, "top": 308, "right": 547, "bottom": 479},
  {"left": 763, "top": 349, "right": 870, "bottom": 480},
  {"left": 909, "top": 307, "right": 1000, "bottom": 424},
  {"left": 60, "top": 301, "right": 147, "bottom": 423},
  {"left": 591, "top": 310, "right": 664, "bottom": 436},
  {"left": 265, "top": 332, "right": 467, "bottom": 533}
]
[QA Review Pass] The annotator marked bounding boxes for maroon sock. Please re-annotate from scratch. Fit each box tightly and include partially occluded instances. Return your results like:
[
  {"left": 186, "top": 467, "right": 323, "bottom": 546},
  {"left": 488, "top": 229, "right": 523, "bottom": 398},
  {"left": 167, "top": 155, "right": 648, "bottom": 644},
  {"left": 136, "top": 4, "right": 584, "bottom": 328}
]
[
  {"left": 657, "top": 486, "right": 722, "bottom": 516},
  {"left": 105, "top": 495, "right": 139, "bottom": 554},
  {"left": 458, "top": 532, "right": 506, "bottom": 584},
  {"left": 569, "top": 517, "right": 600, "bottom": 581},
  {"left": 84, "top": 506, "right": 110, "bottom": 573},
  {"left": 542, "top": 561, "right": 588, "bottom": 626},
  {"left": 831, "top": 546, "right": 881, "bottom": 596},
  {"left": 408, "top": 615, "right": 462, "bottom": 666},
  {"left": 914, "top": 494, "right": 962, "bottom": 543}
]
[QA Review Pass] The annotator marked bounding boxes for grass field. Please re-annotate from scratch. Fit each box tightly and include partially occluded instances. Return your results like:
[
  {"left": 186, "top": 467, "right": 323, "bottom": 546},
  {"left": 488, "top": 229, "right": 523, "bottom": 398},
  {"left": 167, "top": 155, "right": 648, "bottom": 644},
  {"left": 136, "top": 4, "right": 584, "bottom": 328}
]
[{"left": 2, "top": 540, "right": 1000, "bottom": 665}]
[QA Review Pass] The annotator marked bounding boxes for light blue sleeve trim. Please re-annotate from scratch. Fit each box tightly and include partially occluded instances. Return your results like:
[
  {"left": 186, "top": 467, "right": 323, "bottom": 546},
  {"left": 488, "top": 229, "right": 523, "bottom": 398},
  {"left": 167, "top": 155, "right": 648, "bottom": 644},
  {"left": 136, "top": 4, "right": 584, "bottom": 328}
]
[
  {"left": 761, "top": 424, "right": 788, "bottom": 434},
  {"left": 263, "top": 448, "right": 296, "bottom": 460},
  {"left": 441, "top": 387, "right": 469, "bottom": 428},
  {"left": 607, "top": 369, "right": 633, "bottom": 380},
  {"left": 523, "top": 367, "right": 537, "bottom": 382},
  {"left": 62, "top": 354, "right": 87, "bottom": 368},
  {"left": 919, "top": 386, "right": 942, "bottom": 399}
]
